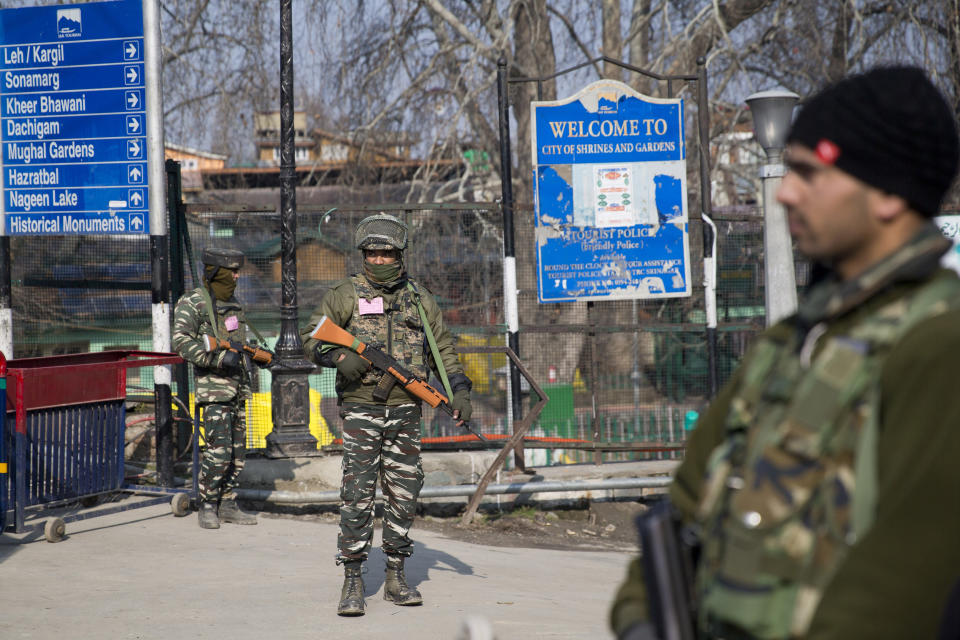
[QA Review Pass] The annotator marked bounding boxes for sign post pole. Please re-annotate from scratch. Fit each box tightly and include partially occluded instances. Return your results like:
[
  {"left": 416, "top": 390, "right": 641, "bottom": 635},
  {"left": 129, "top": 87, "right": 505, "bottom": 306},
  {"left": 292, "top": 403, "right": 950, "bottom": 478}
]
[
  {"left": 497, "top": 57, "right": 524, "bottom": 468},
  {"left": 143, "top": 0, "right": 173, "bottom": 486}
]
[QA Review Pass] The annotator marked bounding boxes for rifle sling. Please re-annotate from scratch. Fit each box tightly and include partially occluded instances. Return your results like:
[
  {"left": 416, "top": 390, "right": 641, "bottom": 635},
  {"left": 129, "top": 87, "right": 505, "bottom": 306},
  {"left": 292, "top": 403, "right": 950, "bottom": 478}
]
[
  {"left": 245, "top": 318, "right": 267, "bottom": 346},
  {"left": 407, "top": 282, "right": 453, "bottom": 399}
]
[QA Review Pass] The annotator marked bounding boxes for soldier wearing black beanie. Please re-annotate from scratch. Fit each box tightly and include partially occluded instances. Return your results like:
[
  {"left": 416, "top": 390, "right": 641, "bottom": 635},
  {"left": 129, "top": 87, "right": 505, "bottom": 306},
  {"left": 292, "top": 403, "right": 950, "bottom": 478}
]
[{"left": 610, "top": 66, "right": 960, "bottom": 640}]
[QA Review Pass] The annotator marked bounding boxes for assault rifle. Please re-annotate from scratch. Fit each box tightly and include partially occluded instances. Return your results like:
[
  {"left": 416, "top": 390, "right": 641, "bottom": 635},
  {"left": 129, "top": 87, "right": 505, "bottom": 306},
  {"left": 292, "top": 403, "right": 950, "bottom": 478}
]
[
  {"left": 202, "top": 335, "right": 275, "bottom": 376},
  {"left": 309, "top": 315, "right": 487, "bottom": 443},
  {"left": 636, "top": 499, "right": 698, "bottom": 640}
]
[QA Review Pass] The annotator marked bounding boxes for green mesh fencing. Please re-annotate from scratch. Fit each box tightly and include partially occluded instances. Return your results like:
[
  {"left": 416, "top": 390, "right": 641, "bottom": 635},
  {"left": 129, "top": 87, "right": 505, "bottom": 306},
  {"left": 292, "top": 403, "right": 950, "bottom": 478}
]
[{"left": 11, "top": 201, "right": 812, "bottom": 465}]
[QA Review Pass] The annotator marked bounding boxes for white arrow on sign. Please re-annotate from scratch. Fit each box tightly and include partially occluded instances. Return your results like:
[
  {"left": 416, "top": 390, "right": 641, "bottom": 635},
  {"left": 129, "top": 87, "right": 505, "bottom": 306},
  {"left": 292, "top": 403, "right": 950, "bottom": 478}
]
[
  {"left": 129, "top": 190, "right": 143, "bottom": 207},
  {"left": 127, "top": 116, "right": 140, "bottom": 133},
  {"left": 128, "top": 139, "right": 141, "bottom": 158},
  {"left": 125, "top": 42, "right": 138, "bottom": 59},
  {"left": 130, "top": 215, "right": 144, "bottom": 230},
  {"left": 126, "top": 91, "right": 139, "bottom": 109},
  {"left": 129, "top": 165, "right": 143, "bottom": 182},
  {"left": 125, "top": 66, "right": 139, "bottom": 84}
]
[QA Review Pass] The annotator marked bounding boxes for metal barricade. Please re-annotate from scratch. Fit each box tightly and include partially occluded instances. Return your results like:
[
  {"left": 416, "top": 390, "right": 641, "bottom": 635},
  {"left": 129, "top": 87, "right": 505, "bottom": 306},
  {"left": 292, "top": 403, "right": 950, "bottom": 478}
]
[
  {"left": 0, "top": 350, "right": 194, "bottom": 542},
  {"left": 0, "top": 357, "right": 6, "bottom": 533}
]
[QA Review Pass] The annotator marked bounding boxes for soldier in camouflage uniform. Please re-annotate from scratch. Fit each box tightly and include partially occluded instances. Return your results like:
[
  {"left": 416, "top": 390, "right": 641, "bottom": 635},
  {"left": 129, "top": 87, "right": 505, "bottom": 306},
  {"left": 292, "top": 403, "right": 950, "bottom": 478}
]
[
  {"left": 612, "top": 67, "right": 960, "bottom": 640},
  {"left": 302, "top": 213, "right": 473, "bottom": 616},
  {"left": 172, "top": 248, "right": 260, "bottom": 530}
]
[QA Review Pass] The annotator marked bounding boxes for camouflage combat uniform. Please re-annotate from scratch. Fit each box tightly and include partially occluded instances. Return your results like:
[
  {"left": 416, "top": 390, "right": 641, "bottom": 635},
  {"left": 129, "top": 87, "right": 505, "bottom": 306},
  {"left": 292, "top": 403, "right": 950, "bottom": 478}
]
[
  {"left": 610, "top": 227, "right": 960, "bottom": 639},
  {"left": 172, "top": 286, "right": 251, "bottom": 505},
  {"left": 302, "top": 273, "right": 469, "bottom": 562}
]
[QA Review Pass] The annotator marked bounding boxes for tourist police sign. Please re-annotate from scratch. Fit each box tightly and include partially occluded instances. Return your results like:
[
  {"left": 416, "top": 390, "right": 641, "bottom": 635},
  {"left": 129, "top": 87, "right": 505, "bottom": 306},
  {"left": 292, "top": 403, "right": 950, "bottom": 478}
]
[
  {"left": 532, "top": 80, "right": 691, "bottom": 302},
  {"left": 0, "top": 0, "right": 148, "bottom": 235}
]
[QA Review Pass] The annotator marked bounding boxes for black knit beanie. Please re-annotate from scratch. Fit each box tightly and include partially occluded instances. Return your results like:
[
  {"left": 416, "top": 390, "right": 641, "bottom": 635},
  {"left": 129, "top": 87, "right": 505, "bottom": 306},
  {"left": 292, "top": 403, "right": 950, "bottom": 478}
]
[{"left": 787, "top": 66, "right": 959, "bottom": 217}]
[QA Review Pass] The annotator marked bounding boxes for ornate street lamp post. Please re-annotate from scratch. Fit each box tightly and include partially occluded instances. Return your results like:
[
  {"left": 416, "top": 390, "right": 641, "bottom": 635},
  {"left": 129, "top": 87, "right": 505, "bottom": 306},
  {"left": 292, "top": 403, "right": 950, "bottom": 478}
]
[
  {"left": 746, "top": 90, "right": 800, "bottom": 326},
  {"left": 265, "top": 0, "right": 319, "bottom": 457}
]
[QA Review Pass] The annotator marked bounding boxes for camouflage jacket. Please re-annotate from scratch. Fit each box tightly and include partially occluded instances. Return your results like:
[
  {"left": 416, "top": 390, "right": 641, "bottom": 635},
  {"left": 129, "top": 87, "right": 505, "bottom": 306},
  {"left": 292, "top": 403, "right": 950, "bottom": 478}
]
[
  {"left": 301, "top": 273, "right": 467, "bottom": 406},
  {"left": 172, "top": 287, "right": 251, "bottom": 403},
  {"left": 610, "top": 225, "right": 960, "bottom": 640}
]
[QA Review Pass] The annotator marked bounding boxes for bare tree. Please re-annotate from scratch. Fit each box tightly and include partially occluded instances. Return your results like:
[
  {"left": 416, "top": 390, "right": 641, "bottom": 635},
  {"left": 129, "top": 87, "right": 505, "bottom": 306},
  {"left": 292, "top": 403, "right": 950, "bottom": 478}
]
[
  {"left": 29, "top": 0, "right": 958, "bottom": 386},
  {"left": 287, "top": 0, "right": 789, "bottom": 391},
  {"left": 160, "top": 0, "right": 278, "bottom": 163}
]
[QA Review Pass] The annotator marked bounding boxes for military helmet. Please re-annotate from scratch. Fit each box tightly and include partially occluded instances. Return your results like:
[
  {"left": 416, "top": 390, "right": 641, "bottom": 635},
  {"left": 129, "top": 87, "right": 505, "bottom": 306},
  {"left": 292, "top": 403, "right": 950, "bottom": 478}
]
[
  {"left": 355, "top": 213, "right": 408, "bottom": 251},
  {"left": 201, "top": 248, "right": 244, "bottom": 270}
]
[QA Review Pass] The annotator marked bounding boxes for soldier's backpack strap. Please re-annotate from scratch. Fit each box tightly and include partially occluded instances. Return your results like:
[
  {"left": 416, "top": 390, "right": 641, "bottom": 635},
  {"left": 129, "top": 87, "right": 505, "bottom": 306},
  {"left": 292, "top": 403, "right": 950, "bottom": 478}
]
[
  {"left": 198, "top": 285, "right": 221, "bottom": 340},
  {"left": 849, "top": 271, "right": 960, "bottom": 538},
  {"left": 850, "top": 385, "right": 879, "bottom": 539},
  {"left": 407, "top": 281, "right": 454, "bottom": 399}
]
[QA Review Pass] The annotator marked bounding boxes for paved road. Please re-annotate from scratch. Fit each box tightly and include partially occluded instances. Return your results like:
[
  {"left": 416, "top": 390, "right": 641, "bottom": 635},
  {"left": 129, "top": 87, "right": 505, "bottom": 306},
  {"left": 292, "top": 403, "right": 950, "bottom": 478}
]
[{"left": 0, "top": 499, "right": 629, "bottom": 639}]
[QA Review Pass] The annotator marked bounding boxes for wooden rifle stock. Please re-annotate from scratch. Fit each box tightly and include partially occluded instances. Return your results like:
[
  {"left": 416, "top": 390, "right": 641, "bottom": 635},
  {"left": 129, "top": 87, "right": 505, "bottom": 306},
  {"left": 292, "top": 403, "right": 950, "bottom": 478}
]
[
  {"left": 203, "top": 335, "right": 274, "bottom": 365},
  {"left": 310, "top": 316, "right": 486, "bottom": 442}
]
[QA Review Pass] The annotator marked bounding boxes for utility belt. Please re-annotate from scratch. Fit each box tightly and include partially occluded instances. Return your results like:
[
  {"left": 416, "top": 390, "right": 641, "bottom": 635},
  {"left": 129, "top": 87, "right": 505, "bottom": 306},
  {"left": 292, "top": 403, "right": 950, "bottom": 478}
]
[
  {"left": 339, "top": 401, "right": 421, "bottom": 421},
  {"left": 335, "top": 381, "right": 424, "bottom": 408}
]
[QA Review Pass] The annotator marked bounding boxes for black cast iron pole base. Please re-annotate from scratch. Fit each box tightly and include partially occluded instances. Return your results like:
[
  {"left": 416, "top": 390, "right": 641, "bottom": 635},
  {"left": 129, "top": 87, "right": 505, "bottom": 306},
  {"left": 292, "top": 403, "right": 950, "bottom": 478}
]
[{"left": 264, "top": 356, "right": 322, "bottom": 458}]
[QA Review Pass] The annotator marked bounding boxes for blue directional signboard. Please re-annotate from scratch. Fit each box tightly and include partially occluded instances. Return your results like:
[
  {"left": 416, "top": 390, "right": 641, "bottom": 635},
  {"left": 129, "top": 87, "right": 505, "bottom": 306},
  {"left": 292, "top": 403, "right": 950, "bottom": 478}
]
[
  {"left": 532, "top": 80, "right": 691, "bottom": 302},
  {"left": 0, "top": 0, "right": 148, "bottom": 235}
]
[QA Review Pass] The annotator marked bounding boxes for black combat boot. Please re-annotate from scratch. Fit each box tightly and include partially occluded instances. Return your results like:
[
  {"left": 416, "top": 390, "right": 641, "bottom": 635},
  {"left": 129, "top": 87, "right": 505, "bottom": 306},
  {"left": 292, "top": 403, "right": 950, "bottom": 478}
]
[
  {"left": 219, "top": 498, "right": 257, "bottom": 525},
  {"left": 337, "top": 561, "right": 365, "bottom": 616},
  {"left": 197, "top": 501, "right": 219, "bottom": 529},
  {"left": 384, "top": 555, "right": 422, "bottom": 605}
]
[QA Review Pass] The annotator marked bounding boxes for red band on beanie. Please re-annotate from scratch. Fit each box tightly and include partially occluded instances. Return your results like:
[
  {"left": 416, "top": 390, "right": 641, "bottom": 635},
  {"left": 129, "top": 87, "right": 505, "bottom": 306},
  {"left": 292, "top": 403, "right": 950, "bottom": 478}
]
[{"left": 815, "top": 139, "right": 841, "bottom": 165}]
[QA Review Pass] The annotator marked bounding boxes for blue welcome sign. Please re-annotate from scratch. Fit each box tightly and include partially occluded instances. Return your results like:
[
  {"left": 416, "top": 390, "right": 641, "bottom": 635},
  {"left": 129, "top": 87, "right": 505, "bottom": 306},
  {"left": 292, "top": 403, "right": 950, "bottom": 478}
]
[{"left": 532, "top": 80, "right": 691, "bottom": 302}]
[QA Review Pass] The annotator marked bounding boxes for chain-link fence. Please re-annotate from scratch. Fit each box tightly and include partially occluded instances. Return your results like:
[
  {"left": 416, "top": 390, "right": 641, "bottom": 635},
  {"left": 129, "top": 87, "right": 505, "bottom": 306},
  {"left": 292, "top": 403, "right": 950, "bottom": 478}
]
[
  {"left": 181, "top": 203, "right": 510, "bottom": 452},
  {"left": 12, "top": 235, "right": 153, "bottom": 387},
  {"left": 11, "top": 197, "right": 818, "bottom": 465},
  {"left": 511, "top": 204, "right": 811, "bottom": 464}
]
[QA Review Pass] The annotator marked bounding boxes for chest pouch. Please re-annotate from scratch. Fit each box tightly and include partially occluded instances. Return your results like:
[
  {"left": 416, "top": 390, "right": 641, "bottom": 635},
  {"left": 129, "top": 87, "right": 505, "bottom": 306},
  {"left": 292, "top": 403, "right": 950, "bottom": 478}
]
[{"left": 699, "top": 335, "right": 879, "bottom": 639}]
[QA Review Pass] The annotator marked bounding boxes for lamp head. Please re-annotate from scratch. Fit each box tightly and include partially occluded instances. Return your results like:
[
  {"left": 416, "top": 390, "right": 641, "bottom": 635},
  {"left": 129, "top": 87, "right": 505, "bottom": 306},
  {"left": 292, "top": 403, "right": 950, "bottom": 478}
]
[{"left": 746, "top": 90, "right": 799, "bottom": 161}]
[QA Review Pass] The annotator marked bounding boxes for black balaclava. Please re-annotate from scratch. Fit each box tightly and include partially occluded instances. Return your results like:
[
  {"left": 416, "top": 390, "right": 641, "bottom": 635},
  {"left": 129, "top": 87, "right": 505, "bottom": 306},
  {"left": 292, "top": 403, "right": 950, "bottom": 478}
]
[{"left": 205, "top": 265, "right": 237, "bottom": 301}]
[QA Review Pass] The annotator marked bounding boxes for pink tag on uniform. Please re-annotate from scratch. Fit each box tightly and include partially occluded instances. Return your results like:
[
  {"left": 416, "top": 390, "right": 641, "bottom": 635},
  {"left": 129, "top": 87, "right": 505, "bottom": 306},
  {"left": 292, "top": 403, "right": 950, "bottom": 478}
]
[
  {"left": 224, "top": 315, "right": 239, "bottom": 331},
  {"left": 358, "top": 297, "right": 384, "bottom": 315}
]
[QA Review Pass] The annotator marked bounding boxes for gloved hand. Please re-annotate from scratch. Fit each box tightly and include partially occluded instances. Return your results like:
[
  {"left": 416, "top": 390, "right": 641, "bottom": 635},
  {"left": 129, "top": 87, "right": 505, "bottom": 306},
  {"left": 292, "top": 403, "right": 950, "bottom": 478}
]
[
  {"left": 450, "top": 389, "right": 472, "bottom": 423},
  {"left": 334, "top": 348, "right": 369, "bottom": 382},
  {"left": 217, "top": 349, "right": 242, "bottom": 372}
]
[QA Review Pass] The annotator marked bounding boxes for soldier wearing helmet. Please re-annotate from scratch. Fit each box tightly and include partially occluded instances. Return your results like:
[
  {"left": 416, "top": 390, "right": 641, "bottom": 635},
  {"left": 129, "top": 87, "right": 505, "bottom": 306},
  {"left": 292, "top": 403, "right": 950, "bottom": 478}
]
[
  {"left": 172, "top": 248, "right": 260, "bottom": 529},
  {"left": 302, "top": 213, "right": 473, "bottom": 617}
]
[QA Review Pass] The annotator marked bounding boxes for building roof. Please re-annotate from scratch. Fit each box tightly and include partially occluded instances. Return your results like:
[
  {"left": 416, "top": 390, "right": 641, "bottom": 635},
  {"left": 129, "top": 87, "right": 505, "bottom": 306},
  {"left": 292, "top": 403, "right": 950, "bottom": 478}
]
[{"left": 165, "top": 142, "right": 228, "bottom": 161}]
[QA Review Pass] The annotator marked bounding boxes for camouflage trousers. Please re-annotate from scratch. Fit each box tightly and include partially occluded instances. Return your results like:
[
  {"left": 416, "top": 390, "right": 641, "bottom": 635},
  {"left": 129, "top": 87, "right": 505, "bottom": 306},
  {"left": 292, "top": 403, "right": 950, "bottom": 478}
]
[
  {"left": 199, "top": 400, "right": 246, "bottom": 504},
  {"left": 338, "top": 402, "right": 423, "bottom": 561}
]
